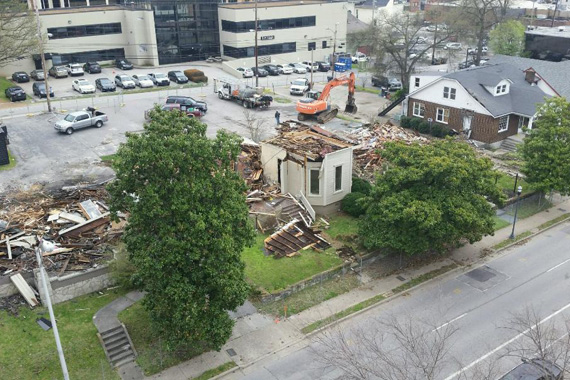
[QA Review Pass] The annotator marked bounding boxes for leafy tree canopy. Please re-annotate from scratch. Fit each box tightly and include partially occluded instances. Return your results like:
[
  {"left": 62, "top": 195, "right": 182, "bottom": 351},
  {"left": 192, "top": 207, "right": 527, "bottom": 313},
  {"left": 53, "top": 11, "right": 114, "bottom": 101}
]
[
  {"left": 360, "top": 139, "right": 504, "bottom": 255},
  {"left": 108, "top": 108, "right": 254, "bottom": 350},
  {"left": 520, "top": 97, "right": 570, "bottom": 195},
  {"left": 489, "top": 20, "right": 525, "bottom": 56}
]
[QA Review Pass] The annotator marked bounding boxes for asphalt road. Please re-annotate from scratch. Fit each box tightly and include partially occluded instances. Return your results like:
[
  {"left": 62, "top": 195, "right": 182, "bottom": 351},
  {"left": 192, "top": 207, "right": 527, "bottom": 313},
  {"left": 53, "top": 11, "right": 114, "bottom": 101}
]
[{"left": 226, "top": 221, "right": 570, "bottom": 380}]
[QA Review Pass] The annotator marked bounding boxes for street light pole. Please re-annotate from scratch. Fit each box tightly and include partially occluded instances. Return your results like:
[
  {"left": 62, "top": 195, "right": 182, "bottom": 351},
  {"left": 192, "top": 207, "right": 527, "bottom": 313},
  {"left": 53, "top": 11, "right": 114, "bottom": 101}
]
[
  {"left": 254, "top": 0, "right": 259, "bottom": 88},
  {"left": 509, "top": 185, "right": 523, "bottom": 239},
  {"left": 35, "top": 239, "right": 69, "bottom": 380},
  {"left": 33, "top": 0, "right": 52, "bottom": 113},
  {"left": 331, "top": 23, "right": 338, "bottom": 78}
]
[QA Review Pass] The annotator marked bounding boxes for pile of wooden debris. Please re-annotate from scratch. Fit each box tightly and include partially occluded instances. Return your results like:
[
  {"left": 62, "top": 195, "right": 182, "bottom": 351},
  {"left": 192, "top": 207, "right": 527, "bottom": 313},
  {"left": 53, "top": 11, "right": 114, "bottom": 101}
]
[{"left": 0, "top": 187, "right": 124, "bottom": 276}]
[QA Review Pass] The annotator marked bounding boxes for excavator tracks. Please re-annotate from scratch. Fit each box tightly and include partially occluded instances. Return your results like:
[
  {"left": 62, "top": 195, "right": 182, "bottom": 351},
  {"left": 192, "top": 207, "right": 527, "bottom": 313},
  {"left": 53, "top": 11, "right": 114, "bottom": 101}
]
[{"left": 316, "top": 107, "right": 338, "bottom": 123}]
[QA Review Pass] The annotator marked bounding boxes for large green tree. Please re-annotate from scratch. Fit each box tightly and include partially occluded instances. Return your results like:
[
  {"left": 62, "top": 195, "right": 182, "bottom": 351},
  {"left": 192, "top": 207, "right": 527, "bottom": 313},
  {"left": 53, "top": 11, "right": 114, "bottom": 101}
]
[
  {"left": 520, "top": 97, "right": 570, "bottom": 195},
  {"left": 489, "top": 20, "right": 525, "bottom": 56},
  {"left": 0, "top": 0, "right": 38, "bottom": 67},
  {"left": 108, "top": 108, "right": 254, "bottom": 350},
  {"left": 360, "top": 139, "right": 504, "bottom": 255}
]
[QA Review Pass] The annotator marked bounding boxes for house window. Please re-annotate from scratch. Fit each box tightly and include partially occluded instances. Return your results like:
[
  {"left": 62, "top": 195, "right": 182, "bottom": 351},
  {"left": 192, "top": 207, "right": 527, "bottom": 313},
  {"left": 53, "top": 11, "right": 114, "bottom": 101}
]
[
  {"left": 495, "top": 84, "right": 507, "bottom": 94},
  {"left": 498, "top": 115, "right": 510, "bottom": 132},
  {"left": 310, "top": 169, "right": 320, "bottom": 195},
  {"left": 335, "top": 166, "right": 342, "bottom": 192},
  {"left": 436, "top": 107, "right": 449, "bottom": 124},
  {"left": 308, "top": 42, "right": 316, "bottom": 51},
  {"left": 443, "top": 86, "right": 456, "bottom": 100},
  {"left": 412, "top": 102, "right": 425, "bottom": 117},
  {"left": 322, "top": 40, "right": 327, "bottom": 49},
  {"left": 415, "top": 77, "right": 420, "bottom": 88}
]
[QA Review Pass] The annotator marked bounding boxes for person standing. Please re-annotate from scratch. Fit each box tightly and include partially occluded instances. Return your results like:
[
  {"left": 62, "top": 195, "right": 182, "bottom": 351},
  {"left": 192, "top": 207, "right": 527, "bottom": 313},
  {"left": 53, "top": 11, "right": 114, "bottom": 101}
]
[{"left": 275, "top": 110, "right": 281, "bottom": 125}]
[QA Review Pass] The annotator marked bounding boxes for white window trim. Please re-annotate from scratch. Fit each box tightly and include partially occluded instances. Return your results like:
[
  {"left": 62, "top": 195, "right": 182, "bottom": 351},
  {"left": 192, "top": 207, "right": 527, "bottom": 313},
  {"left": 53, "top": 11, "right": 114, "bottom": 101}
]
[
  {"left": 498, "top": 115, "right": 510, "bottom": 133},
  {"left": 436, "top": 107, "right": 449, "bottom": 124},
  {"left": 334, "top": 165, "right": 343, "bottom": 193},
  {"left": 412, "top": 102, "right": 425, "bottom": 118},
  {"left": 415, "top": 78, "right": 420, "bottom": 88},
  {"left": 450, "top": 88, "right": 456, "bottom": 100},
  {"left": 309, "top": 168, "right": 320, "bottom": 196}
]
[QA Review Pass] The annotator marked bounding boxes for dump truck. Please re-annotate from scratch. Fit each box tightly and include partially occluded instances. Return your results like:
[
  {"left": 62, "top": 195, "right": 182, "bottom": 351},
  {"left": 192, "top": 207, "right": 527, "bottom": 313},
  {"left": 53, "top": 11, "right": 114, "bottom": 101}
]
[{"left": 214, "top": 78, "right": 272, "bottom": 109}]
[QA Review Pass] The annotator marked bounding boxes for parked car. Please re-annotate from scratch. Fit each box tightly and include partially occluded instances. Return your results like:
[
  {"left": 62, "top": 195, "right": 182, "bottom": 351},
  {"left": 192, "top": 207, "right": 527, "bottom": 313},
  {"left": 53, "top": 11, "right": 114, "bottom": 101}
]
[
  {"left": 165, "top": 95, "right": 208, "bottom": 113},
  {"left": 49, "top": 66, "right": 68, "bottom": 78},
  {"left": 114, "top": 74, "right": 135, "bottom": 89},
  {"left": 94, "top": 78, "right": 116, "bottom": 92},
  {"left": 426, "top": 24, "right": 447, "bottom": 32},
  {"left": 458, "top": 60, "right": 475, "bottom": 70},
  {"left": 288, "top": 63, "right": 307, "bottom": 74},
  {"left": 30, "top": 70, "right": 45, "bottom": 81},
  {"left": 5, "top": 86, "right": 26, "bottom": 102},
  {"left": 290, "top": 78, "right": 310, "bottom": 95},
  {"left": 316, "top": 61, "right": 330, "bottom": 72},
  {"left": 371, "top": 75, "right": 389, "bottom": 88},
  {"left": 262, "top": 64, "right": 280, "bottom": 76},
  {"left": 467, "top": 46, "right": 488, "bottom": 55},
  {"left": 251, "top": 67, "right": 268, "bottom": 77},
  {"left": 32, "top": 82, "right": 54, "bottom": 98},
  {"left": 444, "top": 42, "right": 462, "bottom": 50},
  {"left": 388, "top": 78, "right": 402, "bottom": 91},
  {"left": 277, "top": 64, "right": 294, "bottom": 75},
  {"left": 351, "top": 52, "right": 369, "bottom": 64},
  {"left": 66, "top": 63, "right": 84, "bottom": 76},
  {"left": 12, "top": 72, "right": 30, "bottom": 83},
  {"left": 301, "top": 61, "right": 319, "bottom": 72},
  {"left": 145, "top": 103, "right": 203, "bottom": 121},
  {"left": 54, "top": 107, "right": 108, "bottom": 135},
  {"left": 167, "top": 71, "right": 189, "bottom": 84},
  {"left": 148, "top": 72, "right": 170, "bottom": 86},
  {"left": 115, "top": 58, "right": 133, "bottom": 70},
  {"left": 132, "top": 74, "right": 154, "bottom": 88},
  {"left": 414, "top": 36, "right": 428, "bottom": 44},
  {"left": 498, "top": 358, "right": 563, "bottom": 380},
  {"left": 237, "top": 67, "right": 254, "bottom": 78},
  {"left": 72, "top": 78, "right": 96, "bottom": 94},
  {"left": 83, "top": 62, "right": 101, "bottom": 74}
]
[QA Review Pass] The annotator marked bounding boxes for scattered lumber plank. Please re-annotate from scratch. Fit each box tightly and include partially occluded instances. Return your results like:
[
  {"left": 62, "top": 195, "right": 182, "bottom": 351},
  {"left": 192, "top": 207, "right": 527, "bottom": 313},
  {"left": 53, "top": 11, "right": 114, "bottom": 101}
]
[{"left": 10, "top": 273, "right": 39, "bottom": 307}]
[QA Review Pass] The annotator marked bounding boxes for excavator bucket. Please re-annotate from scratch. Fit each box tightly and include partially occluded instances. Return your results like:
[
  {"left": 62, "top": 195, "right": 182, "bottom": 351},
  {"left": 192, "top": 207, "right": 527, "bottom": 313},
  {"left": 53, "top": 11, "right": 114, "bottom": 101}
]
[{"left": 344, "top": 93, "right": 357, "bottom": 114}]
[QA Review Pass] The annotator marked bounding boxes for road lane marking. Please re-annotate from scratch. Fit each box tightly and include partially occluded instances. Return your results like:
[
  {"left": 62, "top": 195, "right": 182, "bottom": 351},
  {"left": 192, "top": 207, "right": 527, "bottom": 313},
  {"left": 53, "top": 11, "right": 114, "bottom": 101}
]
[
  {"left": 443, "top": 301, "right": 570, "bottom": 380},
  {"left": 547, "top": 258, "right": 570, "bottom": 272},
  {"left": 433, "top": 313, "right": 467, "bottom": 332}
]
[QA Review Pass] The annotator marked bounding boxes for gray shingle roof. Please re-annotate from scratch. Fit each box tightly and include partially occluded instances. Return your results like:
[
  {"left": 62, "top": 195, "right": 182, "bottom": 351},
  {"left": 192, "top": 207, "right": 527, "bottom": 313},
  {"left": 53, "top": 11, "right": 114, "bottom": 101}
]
[
  {"left": 488, "top": 55, "right": 570, "bottom": 99},
  {"left": 444, "top": 63, "right": 549, "bottom": 117}
]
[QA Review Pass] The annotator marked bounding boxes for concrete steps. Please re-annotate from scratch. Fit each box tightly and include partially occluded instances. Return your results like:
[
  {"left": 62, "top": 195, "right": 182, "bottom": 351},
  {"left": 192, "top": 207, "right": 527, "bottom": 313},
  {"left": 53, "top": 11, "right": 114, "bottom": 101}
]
[
  {"left": 501, "top": 136, "right": 521, "bottom": 152},
  {"left": 98, "top": 324, "right": 137, "bottom": 368}
]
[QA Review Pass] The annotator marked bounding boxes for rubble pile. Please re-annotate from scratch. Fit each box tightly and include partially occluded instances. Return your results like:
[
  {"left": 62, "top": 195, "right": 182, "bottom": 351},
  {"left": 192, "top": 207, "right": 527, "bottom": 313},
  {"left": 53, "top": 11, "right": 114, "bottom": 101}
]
[
  {"left": 343, "top": 121, "right": 429, "bottom": 181},
  {"left": 238, "top": 141, "right": 264, "bottom": 190},
  {"left": 0, "top": 187, "right": 124, "bottom": 276}
]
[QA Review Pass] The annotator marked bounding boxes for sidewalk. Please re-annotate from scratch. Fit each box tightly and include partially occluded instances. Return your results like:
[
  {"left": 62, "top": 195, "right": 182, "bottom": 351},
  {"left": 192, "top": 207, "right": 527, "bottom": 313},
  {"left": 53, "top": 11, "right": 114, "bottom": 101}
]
[{"left": 104, "top": 197, "right": 570, "bottom": 380}]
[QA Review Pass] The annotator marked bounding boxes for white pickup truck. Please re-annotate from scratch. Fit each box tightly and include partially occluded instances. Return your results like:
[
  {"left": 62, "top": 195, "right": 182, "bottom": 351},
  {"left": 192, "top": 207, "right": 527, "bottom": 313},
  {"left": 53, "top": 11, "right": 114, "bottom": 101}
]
[{"left": 54, "top": 107, "right": 108, "bottom": 135}]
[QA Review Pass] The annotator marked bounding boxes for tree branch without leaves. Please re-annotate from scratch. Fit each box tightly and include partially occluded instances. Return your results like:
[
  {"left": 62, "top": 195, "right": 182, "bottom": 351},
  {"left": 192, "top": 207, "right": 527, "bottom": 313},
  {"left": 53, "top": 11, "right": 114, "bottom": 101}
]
[{"left": 0, "top": 0, "right": 38, "bottom": 67}]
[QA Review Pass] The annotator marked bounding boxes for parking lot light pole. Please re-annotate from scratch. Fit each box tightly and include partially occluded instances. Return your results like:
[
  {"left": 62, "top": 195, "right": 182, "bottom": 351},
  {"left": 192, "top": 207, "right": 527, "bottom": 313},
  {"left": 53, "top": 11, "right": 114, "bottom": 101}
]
[
  {"left": 254, "top": 0, "right": 259, "bottom": 88},
  {"left": 33, "top": 0, "right": 52, "bottom": 113},
  {"left": 509, "top": 185, "right": 523, "bottom": 239},
  {"left": 35, "top": 239, "right": 70, "bottom": 380}
]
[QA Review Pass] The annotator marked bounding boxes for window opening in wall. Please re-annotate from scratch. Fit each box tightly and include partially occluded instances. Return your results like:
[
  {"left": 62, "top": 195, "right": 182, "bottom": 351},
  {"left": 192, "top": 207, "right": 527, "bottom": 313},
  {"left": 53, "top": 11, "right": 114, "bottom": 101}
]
[
  {"left": 415, "top": 77, "right": 420, "bottom": 87},
  {"left": 498, "top": 115, "right": 510, "bottom": 132},
  {"left": 413, "top": 102, "right": 425, "bottom": 117},
  {"left": 322, "top": 40, "right": 327, "bottom": 49},
  {"left": 310, "top": 169, "right": 320, "bottom": 195},
  {"left": 443, "top": 86, "right": 456, "bottom": 99},
  {"left": 436, "top": 107, "right": 449, "bottom": 123},
  {"left": 308, "top": 42, "right": 316, "bottom": 51},
  {"left": 335, "top": 166, "right": 342, "bottom": 192}
]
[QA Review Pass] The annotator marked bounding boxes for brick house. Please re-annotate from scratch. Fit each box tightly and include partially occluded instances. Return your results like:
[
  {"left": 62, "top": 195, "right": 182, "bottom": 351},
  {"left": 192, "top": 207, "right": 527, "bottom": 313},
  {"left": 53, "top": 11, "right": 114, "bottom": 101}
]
[{"left": 405, "top": 64, "right": 549, "bottom": 145}]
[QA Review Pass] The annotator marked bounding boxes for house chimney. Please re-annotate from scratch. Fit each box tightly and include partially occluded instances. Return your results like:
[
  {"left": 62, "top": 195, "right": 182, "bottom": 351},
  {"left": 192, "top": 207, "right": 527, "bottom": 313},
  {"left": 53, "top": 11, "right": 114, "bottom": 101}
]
[{"left": 525, "top": 70, "right": 536, "bottom": 84}]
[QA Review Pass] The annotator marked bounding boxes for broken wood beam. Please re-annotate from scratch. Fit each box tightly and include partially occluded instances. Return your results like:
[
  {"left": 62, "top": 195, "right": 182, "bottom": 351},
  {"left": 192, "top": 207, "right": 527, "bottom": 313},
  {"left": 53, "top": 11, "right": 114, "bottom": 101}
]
[
  {"left": 59, "top": 212, "right": 110, "bottom": 237},
  {"left": 10, "top": 273, "right": 39, "bottom": 307},
  {"left": 6, "top": 236, "right": 11, "bottom": 260}
]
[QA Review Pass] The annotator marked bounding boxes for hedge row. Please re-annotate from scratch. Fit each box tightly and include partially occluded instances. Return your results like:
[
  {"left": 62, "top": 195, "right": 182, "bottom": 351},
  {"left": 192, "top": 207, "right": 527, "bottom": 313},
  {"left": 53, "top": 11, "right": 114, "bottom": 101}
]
[{"left": 400, "top": 116, "right": 455, "bottom": 138}]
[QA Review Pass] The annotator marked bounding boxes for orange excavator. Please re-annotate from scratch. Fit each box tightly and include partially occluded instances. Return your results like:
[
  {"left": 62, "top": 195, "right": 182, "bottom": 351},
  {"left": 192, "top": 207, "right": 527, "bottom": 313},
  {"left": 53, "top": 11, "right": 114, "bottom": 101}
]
[{"left": 296, "top": 71, "right": 357, "bottom": 123}]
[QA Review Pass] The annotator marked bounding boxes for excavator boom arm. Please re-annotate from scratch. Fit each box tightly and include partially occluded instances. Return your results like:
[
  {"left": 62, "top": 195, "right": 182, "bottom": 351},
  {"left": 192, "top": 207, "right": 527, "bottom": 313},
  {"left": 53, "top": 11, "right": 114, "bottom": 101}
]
[{"left": 318, "top": 72, "right": 356, "bottom": 101}]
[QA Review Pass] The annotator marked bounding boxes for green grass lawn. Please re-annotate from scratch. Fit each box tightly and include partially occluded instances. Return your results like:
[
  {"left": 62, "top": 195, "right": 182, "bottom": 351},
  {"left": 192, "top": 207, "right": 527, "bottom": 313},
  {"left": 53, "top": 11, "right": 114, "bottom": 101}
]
[
  {"left": 0, "top": 288, "right": 126, "bottom": 379},
  {"left": 0, "top": 149, "right": 16, "bottom": 171},
  {"left": 495, "top": 172, "right": 532, "bottom": 197},
  {"left": 355, "top": 86, "right": 380, "bottom": 94},
  {"left": 100, "top": 154, "right": 117, "bottom": 163},
  {"left": 325, "top": 213, "right": 360, "bottom": 240},
  {"left": 0, "top": 77, "right": 14, "bottom": 100},
  {"left": 493, "top": 216, "right": 511, "bottom": 231},
  {"left": 243, "top": 234, "right": 342, "bottom": 293},
  {"left": 119, "top": 302, "right": 207, "bottom": 376}
]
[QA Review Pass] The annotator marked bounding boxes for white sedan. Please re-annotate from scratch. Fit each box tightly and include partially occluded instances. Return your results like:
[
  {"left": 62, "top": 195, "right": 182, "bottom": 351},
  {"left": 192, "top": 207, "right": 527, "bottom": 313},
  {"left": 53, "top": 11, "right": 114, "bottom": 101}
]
[
  {"left": 288, "top": 63, "right": 307, "bottom": 74},
  {"left": 237, "top": 67, "right": 254, "bottom": 78},
  {"left": 72, "top": 79, "right": 95, "bottom": 94},
  {"left": 277, "top": 65, "right": 293, "bottom": 74},
  {"left": 132, "top": 74, "right": 154, "bottom": 88}
]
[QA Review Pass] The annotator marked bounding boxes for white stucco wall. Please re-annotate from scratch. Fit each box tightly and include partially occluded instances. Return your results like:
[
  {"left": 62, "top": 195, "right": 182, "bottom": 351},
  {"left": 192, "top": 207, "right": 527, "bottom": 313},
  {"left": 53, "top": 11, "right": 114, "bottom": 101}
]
[
  {"left": 218, "top": 1, "right": 348, "bottom": 68},
  {"left": 409, "top": 73, "right": 442, "bottom": 92},
  {"left": 0, "top": 6, "right": 158, "bottom": 77},
  {"left": 321, "top": 148, "right": 353, "bottom": 206},
  {"left": 409, "top": 78, "right": 493, "bottom": 116},
  {"left": 260, "top": 142, "right": 287, "bottom": 183}
]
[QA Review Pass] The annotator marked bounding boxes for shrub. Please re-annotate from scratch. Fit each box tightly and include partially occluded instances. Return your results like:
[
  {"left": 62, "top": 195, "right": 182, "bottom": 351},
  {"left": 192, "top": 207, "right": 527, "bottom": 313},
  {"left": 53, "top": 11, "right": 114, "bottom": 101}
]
[
  {"left": 341, "top": 192, "right": 367, "bottom": 217},
  {"left": 431, "top": 124, "right": 445, "bottom": 137},
  {"left": 184, "top": 69, "right": 204, "bottom": 78},
  {"left": 352, "top": 177, "right": 372, "bottom": 195},
  {"left": 418, "top": 121, "right": 429, "bottom": 133},
  {"left": 108, "top": 244, "right": 138, "bottom": 290},
  {"left": 190, "top": 75, "right": 208, "bottom": 83},
  {"left": 400, "top": 116, "right": 411, "bottom": 128},
  {"left": 409, "top": 117, "right": 422, "bottom": 130}
]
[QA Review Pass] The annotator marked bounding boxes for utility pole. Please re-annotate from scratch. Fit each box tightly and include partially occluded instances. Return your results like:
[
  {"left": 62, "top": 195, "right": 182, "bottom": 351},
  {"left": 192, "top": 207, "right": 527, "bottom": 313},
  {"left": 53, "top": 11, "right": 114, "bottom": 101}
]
[
  {"left": 254, "top": 0, "right": 259, "bottom": 88},
  {"left": 331, "top": 23, "right": 338, "bottom": 78},
  {"left": 310, "top": 48, "right": 314, "bottom": 89},
  {"left": 551, "top": 0, "right": 558, "bottom": 27},
  {"left": 372, "top": 0, "right": 376, "bottom": 25},
  {"left": 33, "top": 0, "right": 52, "bottom": 112}
]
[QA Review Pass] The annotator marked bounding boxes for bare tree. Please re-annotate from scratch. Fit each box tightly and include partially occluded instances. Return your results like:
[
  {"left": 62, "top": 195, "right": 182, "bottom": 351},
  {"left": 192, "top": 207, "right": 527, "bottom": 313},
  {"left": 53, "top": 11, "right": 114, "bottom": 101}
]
[
  {"left": 0, "top": 0, "right": 38, "bottom": 67},
  {"left": 240, "top": 109, "right": 269, "bottom": 142}
]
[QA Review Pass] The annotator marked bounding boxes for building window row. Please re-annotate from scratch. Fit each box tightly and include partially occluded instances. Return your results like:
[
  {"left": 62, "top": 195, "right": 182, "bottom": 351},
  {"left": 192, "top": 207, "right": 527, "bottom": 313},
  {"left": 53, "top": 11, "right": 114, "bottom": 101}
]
[
  {"left": 221, "top": 16, "right": 316, "bottom": 33},
  {"left": 223, "top": 42, "right": 296, "bottom": 58},
  {"left": 48, "top": 23, "right": 122, "bottom": 40},
  {"left": 48, "top": 48, "right": 125, "bottom": 66}
]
